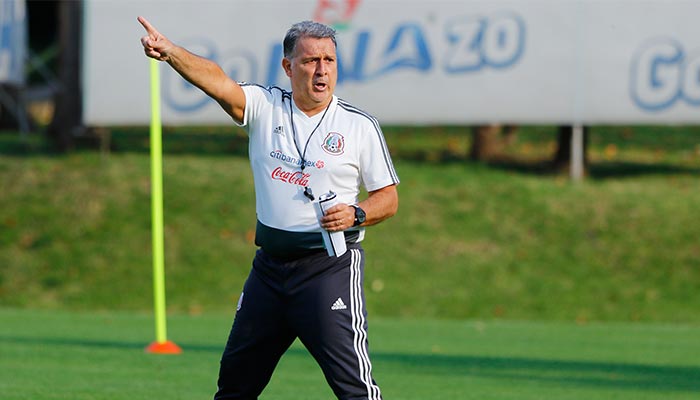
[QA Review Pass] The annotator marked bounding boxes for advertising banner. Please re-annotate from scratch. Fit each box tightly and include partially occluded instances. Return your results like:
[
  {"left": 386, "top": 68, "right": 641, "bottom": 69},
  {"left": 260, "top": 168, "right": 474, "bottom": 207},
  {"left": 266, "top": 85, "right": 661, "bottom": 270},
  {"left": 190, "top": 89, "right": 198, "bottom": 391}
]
[
  {"left": 83, "top": 0, "right": 700, "bottom": 125},
  {"left": 0, "top": 0, "right": 26, "bottom": 84}
]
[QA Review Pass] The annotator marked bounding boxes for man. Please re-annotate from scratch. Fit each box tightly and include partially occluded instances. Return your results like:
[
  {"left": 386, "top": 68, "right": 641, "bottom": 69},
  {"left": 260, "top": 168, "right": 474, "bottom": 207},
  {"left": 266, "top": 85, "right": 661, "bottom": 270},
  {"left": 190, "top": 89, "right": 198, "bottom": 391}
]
[{"left": 139, "top": 16, "right": 399, "bottom": 400}]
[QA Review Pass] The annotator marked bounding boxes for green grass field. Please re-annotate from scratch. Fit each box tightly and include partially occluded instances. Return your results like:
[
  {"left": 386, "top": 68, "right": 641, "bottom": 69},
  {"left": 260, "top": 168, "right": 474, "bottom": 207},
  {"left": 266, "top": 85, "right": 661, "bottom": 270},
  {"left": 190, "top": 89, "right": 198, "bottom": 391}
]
[
  {"left": 1, "top": 126, "right": 700, "bottom": 398},
  {"left": 1, "top": 308, "right": 699, "bottom": 399}
]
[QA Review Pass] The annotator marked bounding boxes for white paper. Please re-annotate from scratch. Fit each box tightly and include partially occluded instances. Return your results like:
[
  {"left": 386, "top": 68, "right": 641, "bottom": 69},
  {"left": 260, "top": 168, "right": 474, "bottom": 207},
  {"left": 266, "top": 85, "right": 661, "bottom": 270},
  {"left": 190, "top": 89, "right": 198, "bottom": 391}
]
[{"left": 316, "top": 191, "right": 347, "bottom": 257}]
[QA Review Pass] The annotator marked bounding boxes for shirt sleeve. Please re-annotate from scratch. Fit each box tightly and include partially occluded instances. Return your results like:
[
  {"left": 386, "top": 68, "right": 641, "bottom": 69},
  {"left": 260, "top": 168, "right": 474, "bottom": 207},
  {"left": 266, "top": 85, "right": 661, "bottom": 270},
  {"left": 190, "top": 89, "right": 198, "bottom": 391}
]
[
  {"left": 359, "top": 117, "right": 400, "bottom": 192},
  {"left": 236, "top": 83, "right": 272, "bottom": 132}
]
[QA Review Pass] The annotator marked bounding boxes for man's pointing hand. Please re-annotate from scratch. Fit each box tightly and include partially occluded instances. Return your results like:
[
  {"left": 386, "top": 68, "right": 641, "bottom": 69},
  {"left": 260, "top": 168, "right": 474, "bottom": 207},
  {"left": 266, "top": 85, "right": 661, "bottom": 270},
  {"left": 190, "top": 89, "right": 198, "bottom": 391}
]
[{"left": 138, "top": 16, "right": 173, "bottom": 61}]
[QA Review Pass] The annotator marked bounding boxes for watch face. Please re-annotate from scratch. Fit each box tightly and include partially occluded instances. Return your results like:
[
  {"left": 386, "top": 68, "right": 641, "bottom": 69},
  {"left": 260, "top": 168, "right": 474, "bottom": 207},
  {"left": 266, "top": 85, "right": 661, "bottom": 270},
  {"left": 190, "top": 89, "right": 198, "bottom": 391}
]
[{"left": 355, "top": 206, "right": 366, "bottom": 224}]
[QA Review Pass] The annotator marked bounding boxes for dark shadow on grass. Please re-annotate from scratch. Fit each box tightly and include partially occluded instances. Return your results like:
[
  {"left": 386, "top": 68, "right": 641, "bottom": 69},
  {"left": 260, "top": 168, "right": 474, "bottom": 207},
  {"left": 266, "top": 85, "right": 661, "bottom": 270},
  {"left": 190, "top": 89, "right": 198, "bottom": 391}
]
[
  {"left": 3, "top": 334, "right": 699, "bottom": 393},
  {"left": 482, "top": 158, "right": 700, "bottom": 179},
  {"left": 289, "top": 347, "right": 700, "bottom": 394},
  {"left": 105, "top": 131, "right": 250, "bottom": 158},
  {"left": 0, "top": 129, "right": 250, "bottom": 158},
  {"left": 367, "top": 351, "right": 700, "bottom": 393},
  {"left": 2, "top": 130, "right": 699, "bottom": 178},
  {"left": 0, "top": 335, "right": 223, "bottom": 353},
  {"left": 0, "top": 126, "right": 700, "bottom": 180},
  {"left": 588, "top": 161, "right": 700, "bottom": 179},
  {"left": 410, "top": 153, "right": 700, "bottom": 180},
  {"left": 389, "top": 146, "right": 700, "bottom": 179}
]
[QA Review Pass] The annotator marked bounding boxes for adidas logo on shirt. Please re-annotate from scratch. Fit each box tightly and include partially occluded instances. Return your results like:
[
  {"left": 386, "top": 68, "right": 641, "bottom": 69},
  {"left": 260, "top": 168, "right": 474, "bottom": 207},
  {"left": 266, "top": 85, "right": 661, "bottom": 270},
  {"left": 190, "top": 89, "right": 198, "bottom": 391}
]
[
  {"left": 273, "top": 126, "right": 285, "bottom": 135},
  {"left": 331, "top": 297, "right": 347, "bottom": 311}
]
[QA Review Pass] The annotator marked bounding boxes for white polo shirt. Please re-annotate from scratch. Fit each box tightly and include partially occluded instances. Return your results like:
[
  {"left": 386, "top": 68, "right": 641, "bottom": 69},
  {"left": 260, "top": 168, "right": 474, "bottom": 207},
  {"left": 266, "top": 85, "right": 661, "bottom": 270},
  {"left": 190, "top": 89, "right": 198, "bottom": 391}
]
[{"left": 237, "top": 84, "right": 399, "bottom": 235}]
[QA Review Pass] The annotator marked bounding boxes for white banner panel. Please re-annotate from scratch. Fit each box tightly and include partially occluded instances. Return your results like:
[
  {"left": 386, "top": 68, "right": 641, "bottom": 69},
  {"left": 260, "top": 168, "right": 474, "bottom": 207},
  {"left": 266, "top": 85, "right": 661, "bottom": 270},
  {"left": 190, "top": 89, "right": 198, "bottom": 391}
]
[
  {"left": 83, "top": 0, "right": 700, "bottom": 125},
  {"left": 0, "top": 0, "right": 26, "bottom": 84}
]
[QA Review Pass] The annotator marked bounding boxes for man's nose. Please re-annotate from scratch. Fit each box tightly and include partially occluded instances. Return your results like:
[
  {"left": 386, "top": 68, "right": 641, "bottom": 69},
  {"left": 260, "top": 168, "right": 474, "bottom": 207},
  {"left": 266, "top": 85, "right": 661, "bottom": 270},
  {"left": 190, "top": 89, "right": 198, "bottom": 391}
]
[{"left": 315, "top": 61, "right": 327, "bottom": 75}]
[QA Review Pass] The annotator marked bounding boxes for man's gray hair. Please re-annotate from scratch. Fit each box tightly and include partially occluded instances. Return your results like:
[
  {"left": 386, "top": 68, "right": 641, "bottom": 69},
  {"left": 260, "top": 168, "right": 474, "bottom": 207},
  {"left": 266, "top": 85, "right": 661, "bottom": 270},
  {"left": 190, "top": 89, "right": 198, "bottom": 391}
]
[{"left": 283, "top": 21, "right": 337, "bottom": 58}]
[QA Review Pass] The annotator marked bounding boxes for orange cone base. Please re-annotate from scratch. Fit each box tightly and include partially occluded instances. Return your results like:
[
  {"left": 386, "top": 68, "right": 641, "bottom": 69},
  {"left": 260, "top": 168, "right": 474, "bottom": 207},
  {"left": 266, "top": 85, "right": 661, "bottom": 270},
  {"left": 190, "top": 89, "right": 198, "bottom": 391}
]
[{"left": 145, "top": 340, "right": 183, "bottom": 354}]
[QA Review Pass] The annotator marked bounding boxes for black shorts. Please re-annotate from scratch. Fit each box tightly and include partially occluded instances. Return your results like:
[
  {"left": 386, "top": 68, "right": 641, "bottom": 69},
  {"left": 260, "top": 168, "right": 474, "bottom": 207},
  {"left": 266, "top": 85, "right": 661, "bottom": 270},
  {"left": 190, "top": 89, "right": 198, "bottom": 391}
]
[{"left": 214, "top": 244, "right": 382, "bottom": 400}]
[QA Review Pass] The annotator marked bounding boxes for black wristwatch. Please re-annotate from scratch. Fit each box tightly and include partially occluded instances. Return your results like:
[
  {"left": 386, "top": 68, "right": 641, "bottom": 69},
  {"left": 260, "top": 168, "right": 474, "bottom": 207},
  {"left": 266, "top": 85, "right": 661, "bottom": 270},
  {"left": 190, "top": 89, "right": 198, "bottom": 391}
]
[{"left": 351, "top": 205, "right": 366, "bottom": 227}]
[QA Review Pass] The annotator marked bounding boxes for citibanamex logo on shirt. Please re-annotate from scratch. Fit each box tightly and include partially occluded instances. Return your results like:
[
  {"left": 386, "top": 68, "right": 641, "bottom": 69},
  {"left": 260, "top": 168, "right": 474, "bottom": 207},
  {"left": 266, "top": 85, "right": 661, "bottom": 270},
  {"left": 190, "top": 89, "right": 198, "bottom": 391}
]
[
  {"left": 271, "top": 167, "right": 311, "bottom": 187},
  {"left": 269, "top": 150, "right": 325, "bottom": 169}
]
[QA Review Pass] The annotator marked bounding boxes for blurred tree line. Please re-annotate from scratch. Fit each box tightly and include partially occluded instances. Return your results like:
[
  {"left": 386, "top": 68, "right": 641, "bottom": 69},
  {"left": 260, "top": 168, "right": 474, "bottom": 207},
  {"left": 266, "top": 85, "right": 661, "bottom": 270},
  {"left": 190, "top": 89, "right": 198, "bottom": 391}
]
[
  {"left": 470, "top": 124, "right": 589, "bottom": 173},
  {"left": 0, "top": 0, "right": 80, "bottom": 151}
]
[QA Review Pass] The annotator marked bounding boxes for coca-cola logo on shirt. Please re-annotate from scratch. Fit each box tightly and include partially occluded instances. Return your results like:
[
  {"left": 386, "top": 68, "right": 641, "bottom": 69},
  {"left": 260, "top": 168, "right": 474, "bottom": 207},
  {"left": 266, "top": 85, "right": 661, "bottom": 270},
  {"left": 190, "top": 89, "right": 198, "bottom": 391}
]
[{"left": 271, "top": 167, "right": 311, "bottom": 187}]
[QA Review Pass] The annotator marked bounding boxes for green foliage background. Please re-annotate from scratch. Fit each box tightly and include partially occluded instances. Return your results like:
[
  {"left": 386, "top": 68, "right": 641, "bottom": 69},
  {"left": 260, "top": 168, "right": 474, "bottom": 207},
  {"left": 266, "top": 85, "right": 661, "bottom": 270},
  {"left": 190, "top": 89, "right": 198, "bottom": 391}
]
[{"left": 1, "top": 126, "right": 699, "bottom": 322}]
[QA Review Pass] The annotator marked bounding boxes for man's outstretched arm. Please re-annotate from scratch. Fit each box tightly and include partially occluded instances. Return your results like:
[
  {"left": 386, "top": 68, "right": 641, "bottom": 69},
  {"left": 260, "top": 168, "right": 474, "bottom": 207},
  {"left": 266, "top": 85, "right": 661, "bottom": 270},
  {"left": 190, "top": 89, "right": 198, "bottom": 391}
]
[{"left": 138, "top": 16, "right": 246, "bottom": 123}]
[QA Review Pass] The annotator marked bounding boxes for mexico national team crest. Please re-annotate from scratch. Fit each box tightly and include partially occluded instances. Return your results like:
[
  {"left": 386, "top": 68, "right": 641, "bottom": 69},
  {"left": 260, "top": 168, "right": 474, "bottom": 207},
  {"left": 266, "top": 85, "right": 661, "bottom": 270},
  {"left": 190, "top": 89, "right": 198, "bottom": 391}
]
[{"left": 322, "top": 132, "right": 345, "bottom": 155}]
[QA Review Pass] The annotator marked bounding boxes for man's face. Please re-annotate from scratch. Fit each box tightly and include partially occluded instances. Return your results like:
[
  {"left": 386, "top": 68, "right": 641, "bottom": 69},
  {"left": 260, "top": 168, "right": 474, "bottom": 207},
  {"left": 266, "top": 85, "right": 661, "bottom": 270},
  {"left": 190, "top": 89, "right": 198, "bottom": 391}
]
[{"left": 283, "top": 36, "right": 337, "bottom": 115}]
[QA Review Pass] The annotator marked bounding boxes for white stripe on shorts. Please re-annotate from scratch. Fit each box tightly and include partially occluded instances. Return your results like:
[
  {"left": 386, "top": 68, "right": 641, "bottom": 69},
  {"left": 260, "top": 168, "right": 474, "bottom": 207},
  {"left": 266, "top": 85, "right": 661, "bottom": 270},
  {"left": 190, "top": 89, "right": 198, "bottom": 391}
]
[{"left": 349, "top": 249, "right": 382, "bottom": 400}]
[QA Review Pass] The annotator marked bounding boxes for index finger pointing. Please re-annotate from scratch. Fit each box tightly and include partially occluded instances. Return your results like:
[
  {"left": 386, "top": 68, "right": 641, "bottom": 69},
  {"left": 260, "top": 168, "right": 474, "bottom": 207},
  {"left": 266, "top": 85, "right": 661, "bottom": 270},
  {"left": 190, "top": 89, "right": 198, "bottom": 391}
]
[{"left": 137, "top": 16, "right": 160, "bottom": 37}]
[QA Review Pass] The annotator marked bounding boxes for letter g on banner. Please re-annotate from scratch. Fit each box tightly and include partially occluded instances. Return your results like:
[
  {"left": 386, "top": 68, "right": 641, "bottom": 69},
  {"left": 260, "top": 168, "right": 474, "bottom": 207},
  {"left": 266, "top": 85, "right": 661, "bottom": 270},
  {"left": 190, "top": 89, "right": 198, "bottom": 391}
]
[
  {"left": 630, "top": 37, "right": 684, "bottom": 112},
  {"left": 630, "top": 38, "right": 700, "bottom": 111},
  {"left": 630, "top": 37, "right": 700, "bottom": 112},
  {"left": 682, "top": 49, "right": 700, "bottom": 106}
]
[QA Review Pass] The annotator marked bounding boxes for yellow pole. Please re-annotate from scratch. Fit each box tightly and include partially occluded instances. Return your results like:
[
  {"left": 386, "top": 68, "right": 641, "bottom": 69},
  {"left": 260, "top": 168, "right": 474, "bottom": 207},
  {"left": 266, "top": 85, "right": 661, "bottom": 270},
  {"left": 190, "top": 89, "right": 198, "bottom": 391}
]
[{"left": 146, "top": 59, "right": 181, "bottom": 354}]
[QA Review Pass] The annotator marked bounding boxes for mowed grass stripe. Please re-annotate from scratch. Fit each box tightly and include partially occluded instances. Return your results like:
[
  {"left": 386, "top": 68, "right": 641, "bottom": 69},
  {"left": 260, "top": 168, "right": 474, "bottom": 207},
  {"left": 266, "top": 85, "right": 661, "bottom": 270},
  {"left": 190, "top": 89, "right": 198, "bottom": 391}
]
[{"left": 1, "top": 309, "right": 699, "bottom": 399}]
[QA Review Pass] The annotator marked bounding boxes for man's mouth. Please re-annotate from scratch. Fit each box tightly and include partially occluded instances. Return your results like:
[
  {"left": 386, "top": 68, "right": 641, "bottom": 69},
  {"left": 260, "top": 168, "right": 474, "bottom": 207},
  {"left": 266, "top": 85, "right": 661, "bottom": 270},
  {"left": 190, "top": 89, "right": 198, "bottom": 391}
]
[{"left": 314, "top": 82, "right": 327, "bottom": 91}]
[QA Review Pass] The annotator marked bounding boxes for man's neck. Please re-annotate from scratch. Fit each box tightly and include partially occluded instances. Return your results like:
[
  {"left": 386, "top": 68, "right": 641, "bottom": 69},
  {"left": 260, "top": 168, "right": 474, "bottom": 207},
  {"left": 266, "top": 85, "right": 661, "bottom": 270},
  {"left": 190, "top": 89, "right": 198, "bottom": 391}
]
[{"left": 293, "top": 95, "right": 332, "bottom": 117}]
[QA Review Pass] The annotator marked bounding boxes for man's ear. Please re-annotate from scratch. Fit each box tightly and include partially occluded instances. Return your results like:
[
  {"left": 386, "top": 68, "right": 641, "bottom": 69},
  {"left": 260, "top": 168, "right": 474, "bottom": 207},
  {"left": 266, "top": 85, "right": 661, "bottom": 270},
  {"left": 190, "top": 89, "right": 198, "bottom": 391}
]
[{"left": 282, "top": 58, "right": 292, "bottom": 78}]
